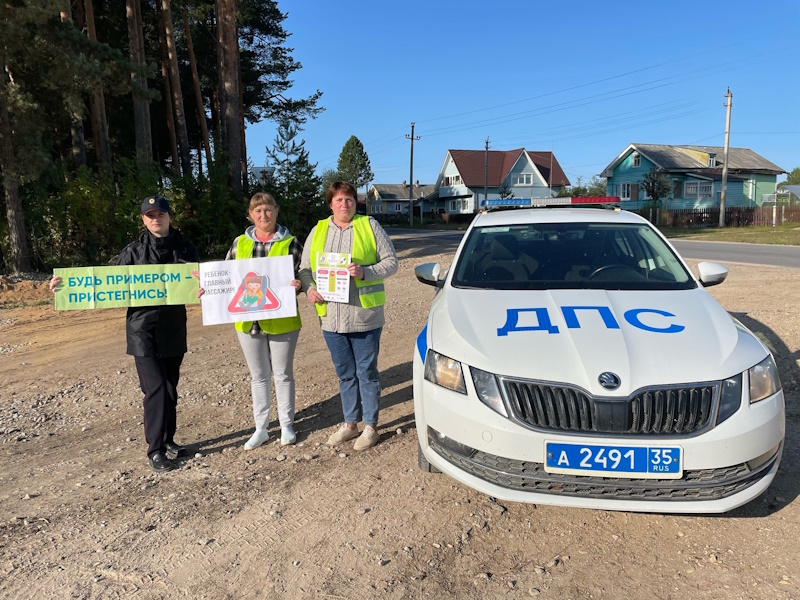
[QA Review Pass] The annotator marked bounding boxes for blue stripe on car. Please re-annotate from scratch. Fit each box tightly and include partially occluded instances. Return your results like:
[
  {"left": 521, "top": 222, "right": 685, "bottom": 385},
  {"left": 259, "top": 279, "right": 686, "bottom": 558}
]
[{"left": 416, "top": 325, "right": 428, "bottom": 361}]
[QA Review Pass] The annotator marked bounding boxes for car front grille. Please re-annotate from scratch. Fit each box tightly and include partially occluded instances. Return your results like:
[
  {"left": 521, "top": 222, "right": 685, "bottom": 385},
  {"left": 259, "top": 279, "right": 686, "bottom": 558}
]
[
  {"left": 428, "top": 434, "right": 780, "bottom": 502},
  {"left": 503, "top": 379, "right": 716, "bottom": 435}
]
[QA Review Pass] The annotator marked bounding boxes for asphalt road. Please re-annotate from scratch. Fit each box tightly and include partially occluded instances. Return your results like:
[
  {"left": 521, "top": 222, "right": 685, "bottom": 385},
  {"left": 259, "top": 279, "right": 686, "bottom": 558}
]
[
  {"left": 669, "top": 239, "right": 800, "bottom": 269},
  {"left": 388, "top": 229, "right": 800, "bottom": 269}
]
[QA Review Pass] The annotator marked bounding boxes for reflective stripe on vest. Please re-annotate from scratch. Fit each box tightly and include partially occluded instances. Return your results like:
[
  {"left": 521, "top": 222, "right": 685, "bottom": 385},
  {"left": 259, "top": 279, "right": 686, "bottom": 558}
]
[
  {"left": 310, "top": 215, "right": 385, "bottom": 317},
  {"left": 233, "top": 235, "right": 302, "bottom": 335}
]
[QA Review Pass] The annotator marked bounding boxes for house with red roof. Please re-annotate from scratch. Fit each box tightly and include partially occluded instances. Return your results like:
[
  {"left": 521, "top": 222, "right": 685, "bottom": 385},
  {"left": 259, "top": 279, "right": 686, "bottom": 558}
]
[{"left": 428, "top": 148, "right": 570, "bottom": 216}]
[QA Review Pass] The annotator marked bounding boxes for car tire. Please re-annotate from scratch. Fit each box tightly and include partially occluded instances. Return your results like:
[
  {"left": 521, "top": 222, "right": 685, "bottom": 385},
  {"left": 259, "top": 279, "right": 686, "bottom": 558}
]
[{"left": 418, "top": 442, "right": 440, "bottom": 473}]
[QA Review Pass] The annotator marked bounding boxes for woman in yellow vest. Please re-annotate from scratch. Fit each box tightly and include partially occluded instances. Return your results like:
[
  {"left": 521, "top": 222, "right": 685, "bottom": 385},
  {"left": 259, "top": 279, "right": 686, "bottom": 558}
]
[
  {"left": 226, "top": 192, "right": 308, "bottom": 449},
  {"left": 301, "top": 182, "right": 398, "bottom": 451}
]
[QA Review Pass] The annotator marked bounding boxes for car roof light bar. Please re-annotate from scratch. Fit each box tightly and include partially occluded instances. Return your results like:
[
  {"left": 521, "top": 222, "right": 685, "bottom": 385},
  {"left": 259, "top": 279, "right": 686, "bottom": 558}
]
[{"left": 481, "top": 197, "right": 621, "bottom": 213}]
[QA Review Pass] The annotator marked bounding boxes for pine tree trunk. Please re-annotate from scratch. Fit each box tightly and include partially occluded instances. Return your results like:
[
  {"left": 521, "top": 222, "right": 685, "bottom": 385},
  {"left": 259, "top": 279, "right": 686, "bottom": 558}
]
[
  {"left": 0, "top": 65, "right": 32, "bottom": 273},
  {"left": 84, "top": 0, "right": 113, "bottom": 172},
  {"left": 60, "top": 3, "right": 86, "bottom": 169},
  {"left": 157, "top": 3, "right": 180, "bottom": 176},
  {"left": 197, "top": 136, "right": 203, "bottom": 178},
  {"left": 161, "top": 0, "right": 192, "bottom": 178},
  {"left": 184, "top": 13, "right": 212, "bottom": 170},
  {"left": 215, "top": 0, "right": 242, "bottom": 200},
  {"left": 70, "top": 119, "right": 86, "bottom": 167},
  {"left": 237, "top": 35, "right": 248, "bottom": 197},
  {"left": 126, "top": 0, "right": 153, "bottom": 166},
  {"left": 210, "top": 87, "right": 220, "bottom": 135}
]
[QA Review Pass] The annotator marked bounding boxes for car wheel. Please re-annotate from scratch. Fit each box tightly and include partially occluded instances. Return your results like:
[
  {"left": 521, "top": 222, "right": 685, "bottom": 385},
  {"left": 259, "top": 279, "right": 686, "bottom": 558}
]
[{"left": 418, "top": 442, "right": 440, "bottom": 473}]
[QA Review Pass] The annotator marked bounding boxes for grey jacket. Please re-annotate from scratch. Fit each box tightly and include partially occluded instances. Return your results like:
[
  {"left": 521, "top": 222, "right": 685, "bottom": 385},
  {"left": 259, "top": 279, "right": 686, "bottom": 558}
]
[{"left": 300, "top": 216, "right": 398, "bottom": 333}]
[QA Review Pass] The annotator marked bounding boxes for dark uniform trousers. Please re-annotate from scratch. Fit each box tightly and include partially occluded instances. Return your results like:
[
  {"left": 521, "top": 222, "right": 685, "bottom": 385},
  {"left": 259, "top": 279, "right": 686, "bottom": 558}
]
[{"left": 134, "top": 355, "right": 184, "bottom": 458}]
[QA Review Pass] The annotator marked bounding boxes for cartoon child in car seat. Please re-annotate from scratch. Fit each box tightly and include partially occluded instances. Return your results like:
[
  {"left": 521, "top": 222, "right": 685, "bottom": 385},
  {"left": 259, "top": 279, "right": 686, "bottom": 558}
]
[{"left": 239, "top": 274, "right": 265, "bottom": 309}]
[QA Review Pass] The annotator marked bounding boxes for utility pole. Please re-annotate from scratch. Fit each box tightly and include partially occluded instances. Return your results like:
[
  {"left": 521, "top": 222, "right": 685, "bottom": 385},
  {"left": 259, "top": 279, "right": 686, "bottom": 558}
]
[
  {"left": 484, "top": 137, "right": 490, "bottom": 208},
  {"left": 719, "top": 88, "right": 732, "bottom": 228},
  {"left": 406, "top": 122, "right": 420, "bottom": 227}
]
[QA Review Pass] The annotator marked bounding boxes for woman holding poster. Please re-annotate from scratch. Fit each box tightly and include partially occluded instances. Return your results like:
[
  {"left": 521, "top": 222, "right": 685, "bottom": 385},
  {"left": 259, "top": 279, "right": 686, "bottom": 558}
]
[
  {"left": 50, "top": 195, "right": 199, "bottom": 473},
  {"left": 223, "top": 192, "right": 308, "bottom": 450},
  {"left": 301, "top": 181, "right": 398, "bottom": 451}
]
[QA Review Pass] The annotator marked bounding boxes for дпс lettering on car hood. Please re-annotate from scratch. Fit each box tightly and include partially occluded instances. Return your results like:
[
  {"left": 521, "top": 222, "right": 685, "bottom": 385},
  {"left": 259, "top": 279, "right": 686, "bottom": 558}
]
[{"left": 428, "top": 287, "right": 768, "bottom": 397}]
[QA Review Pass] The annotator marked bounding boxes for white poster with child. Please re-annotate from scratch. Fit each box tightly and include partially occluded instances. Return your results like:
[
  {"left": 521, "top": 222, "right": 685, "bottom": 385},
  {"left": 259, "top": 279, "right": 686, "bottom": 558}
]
[{"left": 199, "top": 256, "right": 297, "bottom": 326}]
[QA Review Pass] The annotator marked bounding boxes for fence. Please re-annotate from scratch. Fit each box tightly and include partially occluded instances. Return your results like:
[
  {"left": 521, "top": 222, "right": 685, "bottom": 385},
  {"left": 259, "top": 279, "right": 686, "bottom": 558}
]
[{"left": 628, "top": 206, "right": 800, "bottom": 227}]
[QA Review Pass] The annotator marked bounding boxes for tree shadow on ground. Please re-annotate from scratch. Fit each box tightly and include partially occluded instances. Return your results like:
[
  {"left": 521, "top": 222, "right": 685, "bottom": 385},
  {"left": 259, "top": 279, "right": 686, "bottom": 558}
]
[
  {"left": 192, "top": 362, "right": 415, "bottom": 455},
  {"left": 293, "top": 361, "right": 414, "bottom": 436}
]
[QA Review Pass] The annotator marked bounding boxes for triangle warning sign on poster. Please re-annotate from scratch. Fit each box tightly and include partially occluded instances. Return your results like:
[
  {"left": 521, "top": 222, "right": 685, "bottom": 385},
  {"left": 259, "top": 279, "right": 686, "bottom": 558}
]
[{"left": 227, "top": 271, "right": 281, "bottom": 314}]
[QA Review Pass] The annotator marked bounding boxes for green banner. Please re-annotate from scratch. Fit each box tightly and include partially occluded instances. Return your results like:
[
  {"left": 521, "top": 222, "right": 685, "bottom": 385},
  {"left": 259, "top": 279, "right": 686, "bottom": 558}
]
[{"left": 53, "top": 264, "right": 200, "bottom": 310}]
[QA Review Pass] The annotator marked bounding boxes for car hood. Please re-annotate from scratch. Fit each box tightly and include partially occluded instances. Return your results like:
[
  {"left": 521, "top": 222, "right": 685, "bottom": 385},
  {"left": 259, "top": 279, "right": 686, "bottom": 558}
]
[{"left": 427, "top": 287, "right": 767, "bottom": 396}]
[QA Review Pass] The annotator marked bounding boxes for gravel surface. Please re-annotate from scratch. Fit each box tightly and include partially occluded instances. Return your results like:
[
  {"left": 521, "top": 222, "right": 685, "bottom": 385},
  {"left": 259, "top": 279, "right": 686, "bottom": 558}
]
[{"left": 0, "top": 240, "right": 798, "bottom": 599}]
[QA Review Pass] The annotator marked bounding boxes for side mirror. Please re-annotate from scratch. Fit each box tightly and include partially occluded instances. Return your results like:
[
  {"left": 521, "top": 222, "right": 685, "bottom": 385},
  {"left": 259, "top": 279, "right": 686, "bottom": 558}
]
[
  {"left": 415, "top": 262, "right": 443, "bottom": 288},
  {"left": 697, "top": 261, "right": 728, "bottom": 287}
]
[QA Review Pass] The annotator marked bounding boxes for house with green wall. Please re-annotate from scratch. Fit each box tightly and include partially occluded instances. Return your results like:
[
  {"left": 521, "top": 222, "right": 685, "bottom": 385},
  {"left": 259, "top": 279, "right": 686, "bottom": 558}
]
[{"left": 601, "top": 144, "right": 785, "bottom": 209}]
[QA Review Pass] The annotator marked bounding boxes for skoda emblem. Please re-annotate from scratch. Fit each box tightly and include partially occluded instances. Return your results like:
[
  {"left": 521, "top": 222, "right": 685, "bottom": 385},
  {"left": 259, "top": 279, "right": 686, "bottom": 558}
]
[{"left": 598, "top": 372, "right": 621, "bottom": 390}]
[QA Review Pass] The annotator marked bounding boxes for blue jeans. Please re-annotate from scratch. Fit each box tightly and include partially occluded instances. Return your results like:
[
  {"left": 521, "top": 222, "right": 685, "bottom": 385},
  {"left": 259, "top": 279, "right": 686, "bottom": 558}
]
[{"left": 322, "top": 328, "right": 382, "bottom": 427}]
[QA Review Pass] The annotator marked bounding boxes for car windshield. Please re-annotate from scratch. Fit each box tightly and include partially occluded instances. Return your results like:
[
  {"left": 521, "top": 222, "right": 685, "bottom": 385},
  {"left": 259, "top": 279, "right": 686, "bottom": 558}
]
[{"left": 451, "top": 222, "right": 696, "bottom": 290}]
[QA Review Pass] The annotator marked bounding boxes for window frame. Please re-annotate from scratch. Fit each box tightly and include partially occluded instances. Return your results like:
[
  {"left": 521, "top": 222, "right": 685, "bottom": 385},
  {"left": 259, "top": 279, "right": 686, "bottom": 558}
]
[
  {"left": 512, "top": 173, "right": 533, "bottom": 186},
  {"left": 620, "top": 182, "right": 632, "bottom": 200}
]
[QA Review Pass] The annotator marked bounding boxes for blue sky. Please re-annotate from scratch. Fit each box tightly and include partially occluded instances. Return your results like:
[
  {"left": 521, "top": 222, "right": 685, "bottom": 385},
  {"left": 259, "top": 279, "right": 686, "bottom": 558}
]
[{"left": 246, "top": 0, "right": 800, "bottom": 190}]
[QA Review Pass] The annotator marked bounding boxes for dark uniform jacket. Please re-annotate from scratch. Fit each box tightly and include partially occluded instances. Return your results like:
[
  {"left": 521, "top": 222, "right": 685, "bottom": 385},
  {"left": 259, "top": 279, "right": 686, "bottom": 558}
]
[{"left": 116, "top": 228, "right": 199, "bottom": 357}]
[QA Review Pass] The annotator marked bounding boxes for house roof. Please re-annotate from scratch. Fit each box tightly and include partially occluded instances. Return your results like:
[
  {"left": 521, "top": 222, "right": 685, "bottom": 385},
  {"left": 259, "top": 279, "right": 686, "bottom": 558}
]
[
  {"left": 778, "top": 184, "right": 800, "bottom": 197},
  {"left": 371, "top": 183, "right": 436, "bottom": 201},
  {"left": 602, "top": 144, "right": 785, "bottom": 176},
  {"left": 682, "top": 169, "right": 748, "bottom": 182},
  {"left": 448, "top": 149, "right": 570, "bottom": 188}
]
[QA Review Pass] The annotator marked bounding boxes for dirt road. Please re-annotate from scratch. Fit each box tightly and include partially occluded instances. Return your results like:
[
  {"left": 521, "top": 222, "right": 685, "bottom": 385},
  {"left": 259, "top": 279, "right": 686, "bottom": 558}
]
[{"left": 1, "top": 238, "right": 798, "bottom": 599}]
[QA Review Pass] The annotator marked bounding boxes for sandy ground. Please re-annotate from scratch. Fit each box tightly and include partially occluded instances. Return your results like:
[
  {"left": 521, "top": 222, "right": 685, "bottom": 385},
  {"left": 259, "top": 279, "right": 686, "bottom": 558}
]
[{"left": 0, "top": 236, "right": 798, "bottom": 599}]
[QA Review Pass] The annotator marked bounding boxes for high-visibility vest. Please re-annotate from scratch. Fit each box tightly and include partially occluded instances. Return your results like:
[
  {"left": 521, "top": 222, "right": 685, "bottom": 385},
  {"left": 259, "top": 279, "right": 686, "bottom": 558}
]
[
  {"left": 233, "top": 235, "right": 302, "bottom": 335},
  {"left": 310, "top": 215, "right": 385, "bottom": 317}
]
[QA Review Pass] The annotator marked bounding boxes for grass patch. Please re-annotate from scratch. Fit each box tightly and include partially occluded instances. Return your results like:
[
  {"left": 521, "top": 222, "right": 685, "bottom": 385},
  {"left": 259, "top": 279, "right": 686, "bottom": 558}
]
[
  {"left": 0, "top": 299, "right": 51, "bottom": 310},
  {"left": 660, "top": 223, "right": 800, "bottom": 245}
]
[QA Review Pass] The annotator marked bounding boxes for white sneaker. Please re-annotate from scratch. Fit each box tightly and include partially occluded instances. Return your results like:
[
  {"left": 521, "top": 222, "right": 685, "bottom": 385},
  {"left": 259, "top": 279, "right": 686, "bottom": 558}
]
[
  {"left": 244, "top": 429, "right": 269, "bottom": 450},
  {"left": 281, "top": 426, "right": 297, "bottom": 446}
]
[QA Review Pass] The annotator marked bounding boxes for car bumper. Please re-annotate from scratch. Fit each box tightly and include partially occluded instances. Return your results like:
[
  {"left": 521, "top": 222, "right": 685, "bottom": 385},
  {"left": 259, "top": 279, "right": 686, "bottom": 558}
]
[{"left": 413, "top": 358, "right": 785, "bottom": 514}]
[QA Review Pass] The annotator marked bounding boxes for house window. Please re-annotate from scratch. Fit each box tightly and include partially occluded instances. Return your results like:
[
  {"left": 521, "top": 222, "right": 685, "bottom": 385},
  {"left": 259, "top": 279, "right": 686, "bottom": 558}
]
[
  {"left": 370, "top": 203, "right": 381, "bottom": 214},
  {"left": 633, "top": 153, "right": 640, "bottom": 168},
  {"left": 708, "top": 154, "right": 716, "bottom": 168},
  {"left": 673, "top": 181, "right": 683, "bottom": 198},
  {"left": 512, "top": 173, "right": 532, "bottom": 186},
  {"left": 449, "top": 199, "right": 467, "bottom": 212},
  {"left": 444, "top": 174, "right": 462, "bottom": 186},
  {"left": 685, "top": 182, "right": 712, "bottom": 198},
  {"left": 620, "top": 182, "right": 631, "bottom": 200},
  {"left": 394, "top": 203, "right": 401, "bottom": 212}
]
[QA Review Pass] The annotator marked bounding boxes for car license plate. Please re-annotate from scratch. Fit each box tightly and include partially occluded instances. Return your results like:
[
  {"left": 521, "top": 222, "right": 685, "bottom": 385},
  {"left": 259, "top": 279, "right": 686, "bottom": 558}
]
[{"left": 545, "top": 441, "right": 682, "bottom": 479}]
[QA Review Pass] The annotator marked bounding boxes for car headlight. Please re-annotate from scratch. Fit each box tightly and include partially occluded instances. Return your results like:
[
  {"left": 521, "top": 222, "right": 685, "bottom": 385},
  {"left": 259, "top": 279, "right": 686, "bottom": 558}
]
[
  {"left": 471, "top": 367, "right": 508, "bottom": 417},
  {"left": 424, "top": 350, "right": 466, "bottom": 394},
  {"left": 749, "top": 355, "right": 781, "bottom": 403}
]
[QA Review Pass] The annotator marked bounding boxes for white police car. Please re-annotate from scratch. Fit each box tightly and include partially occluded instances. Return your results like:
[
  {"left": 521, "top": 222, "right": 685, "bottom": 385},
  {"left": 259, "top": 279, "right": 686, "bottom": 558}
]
[{"left": 413, "top": 205, "right": 784, "bottom": 513}]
